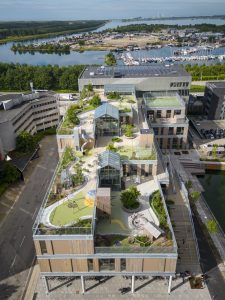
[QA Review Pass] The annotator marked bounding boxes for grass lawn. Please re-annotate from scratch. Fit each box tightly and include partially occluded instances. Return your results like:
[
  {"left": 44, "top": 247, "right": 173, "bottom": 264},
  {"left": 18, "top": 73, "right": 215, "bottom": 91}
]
[{"left": 50, "top": 191, "right": 94, "bottom": 226}]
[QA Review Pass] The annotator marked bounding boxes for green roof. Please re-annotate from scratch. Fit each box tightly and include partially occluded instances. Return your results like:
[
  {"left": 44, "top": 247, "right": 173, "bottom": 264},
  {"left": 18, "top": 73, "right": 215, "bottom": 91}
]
[{"left": 145, "top": 96, "right": 182, "bottom": 108}]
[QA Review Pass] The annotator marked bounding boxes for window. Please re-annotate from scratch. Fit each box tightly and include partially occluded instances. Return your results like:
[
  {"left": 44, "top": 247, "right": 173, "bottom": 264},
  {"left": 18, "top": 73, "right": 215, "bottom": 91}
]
[
  {"left": 40, "top": 241, "right": 47, "bottom": 254},
  {"left": 99, "top": 259, "right": 115, "bottom": 271},
  {"left": 156, "top": 110, "right": 161, "bottom": 118},
  {"left": 168, "top": 127, "right": 173, "bottom": 135},
  {"left": 88, "top": 259, "right": 94, "bottom": 271},
  {"left": 174, "top": 110, "right": 181, "bottom": 115},
  {"left": 166, "top": 110, "right": 171, "bottom": 118},
  {"left": 121, "top": 259, "right": 126, "bottom": 271},
  {"left": 153, "top": 128, "right": 158, "bottom": 135},
  {"left": 176, "top": 127, "right": 184, "bottom": 135}
]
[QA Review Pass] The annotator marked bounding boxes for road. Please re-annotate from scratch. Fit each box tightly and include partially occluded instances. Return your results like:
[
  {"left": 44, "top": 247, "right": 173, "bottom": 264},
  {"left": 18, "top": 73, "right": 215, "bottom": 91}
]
[{"left": 0, "top": 135, "right": 59, "bottom": 300}]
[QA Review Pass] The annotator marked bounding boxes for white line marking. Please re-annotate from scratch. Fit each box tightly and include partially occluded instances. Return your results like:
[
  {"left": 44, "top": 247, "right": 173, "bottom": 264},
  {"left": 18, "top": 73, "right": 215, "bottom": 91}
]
[
  {"left": 10, "top": 255, "right": 17, "bottom": 269},
  {"left": 20, "top": 207, "right": 32, "bottom": 216},
  {"left": 32, "top": 207, "right": 38, "bottom": 220},
  {"left": 20, "top": 235, "right": 26, "bottom": 247}
]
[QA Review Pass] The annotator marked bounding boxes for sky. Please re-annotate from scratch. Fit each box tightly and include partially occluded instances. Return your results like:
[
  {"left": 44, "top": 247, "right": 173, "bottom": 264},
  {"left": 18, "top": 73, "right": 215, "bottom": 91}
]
[{"left": 0, "top": 0, "right": 225, "bottom": 21}]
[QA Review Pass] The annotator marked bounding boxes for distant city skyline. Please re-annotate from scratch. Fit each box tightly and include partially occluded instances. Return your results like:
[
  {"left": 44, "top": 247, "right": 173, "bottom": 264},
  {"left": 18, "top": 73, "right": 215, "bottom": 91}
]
[{"left": 0, "top": 0, "right": 225, "bottom": 21}]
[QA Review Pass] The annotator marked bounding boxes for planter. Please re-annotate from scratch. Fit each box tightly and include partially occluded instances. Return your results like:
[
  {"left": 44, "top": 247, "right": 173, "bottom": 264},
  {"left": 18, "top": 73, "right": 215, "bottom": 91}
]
[{"left": 122, "top": 203, "right": 141, "bottom": 214}]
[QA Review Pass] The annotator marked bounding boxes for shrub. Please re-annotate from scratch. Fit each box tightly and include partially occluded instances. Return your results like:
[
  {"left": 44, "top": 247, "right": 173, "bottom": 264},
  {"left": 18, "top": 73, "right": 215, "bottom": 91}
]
[
  {"left": 206, "top": 220, "right": 218, "bottom": 234},
  {"left": 107, "top": 92, "right": 121, "bottom": 100},
  {"left": 185, "top": 180, "right": 193, "bottom": 190},
  {"left": 125, "top": 124, "right": 133, "bottom": 137},
  {"left": 135, "top": 235, "right": 151, "bottom": 247},
  {"left": 106, "top": 142, "right": 117, "bottom": 152},
  {"left": 66, "top": 104, "right": 80, "bottom": 125},
  {"left": 120, "top": 186, "right": 140, "bottom": 209},
  {"left": 112, "top": 137, "right": 122, "bottom": 143},
  {"left": 190, "top": 191, "right": 201, "bottom": 202}
]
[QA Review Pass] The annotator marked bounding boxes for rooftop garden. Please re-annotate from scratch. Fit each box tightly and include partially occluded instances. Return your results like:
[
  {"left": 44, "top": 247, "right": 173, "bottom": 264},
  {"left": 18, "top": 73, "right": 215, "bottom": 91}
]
[
  {"left": 49, "top": 191, "right": 94, "bottom": 226},
  {"left": 149, "top": 190, "right": 172, "bottom": 240},
  {"left": 57, "top": 91, "right": 101, "bottom": 135}
]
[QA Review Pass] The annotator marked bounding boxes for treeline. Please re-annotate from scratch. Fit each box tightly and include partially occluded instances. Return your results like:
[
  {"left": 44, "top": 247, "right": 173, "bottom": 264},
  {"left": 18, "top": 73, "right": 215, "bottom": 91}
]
[
  {"left": 1, "top": 62, "right": 225, "bottom": 91},
  {"left": 0, "top": 20, "right": 106, "bottom": 42},
  {"left": 0, "top": 63, "right": 85, "bottom": 91},
  {"left": 11, "top": 43, "right": 70, "bottom": 54},
  {"left": 107, "top": 23, "right": 225, "bottom": 33},
  {"left": 185, "top": 63, "right": 225, "bottom": 80}
]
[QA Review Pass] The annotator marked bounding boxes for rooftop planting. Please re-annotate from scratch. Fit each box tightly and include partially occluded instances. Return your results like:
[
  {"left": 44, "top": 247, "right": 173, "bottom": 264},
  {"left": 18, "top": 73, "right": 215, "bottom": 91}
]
[{"left": 120, "top": 186, "right": 140, "bottom": 210}]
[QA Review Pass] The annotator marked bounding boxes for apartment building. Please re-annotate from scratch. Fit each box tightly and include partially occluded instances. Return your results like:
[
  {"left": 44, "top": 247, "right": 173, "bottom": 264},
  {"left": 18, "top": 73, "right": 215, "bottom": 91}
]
[
  {"left": 204, "top": 81, "right": 225, "bottom": 120},
  {"left": 143, "top": 92, "right": 189, "bottom": 149},
  {"left": 78, "top": 64, "right": 191, "bottom": 100},
  {"left": 33, "top": 92, "right": 177, "bottom": 295},
  {"left": 0, "top": 92, "right": 60, "bottom": 154}
]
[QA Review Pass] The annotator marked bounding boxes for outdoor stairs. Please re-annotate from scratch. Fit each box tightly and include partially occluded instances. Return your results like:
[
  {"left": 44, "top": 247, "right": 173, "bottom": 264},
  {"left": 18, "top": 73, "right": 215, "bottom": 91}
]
[{"left": 181, "top": 160, "right": 205, "bottom": 175}]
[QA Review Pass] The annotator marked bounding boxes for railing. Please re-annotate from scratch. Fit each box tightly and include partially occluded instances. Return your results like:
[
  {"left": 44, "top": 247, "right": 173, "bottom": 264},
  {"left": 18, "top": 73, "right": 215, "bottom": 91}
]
[
  {"left": 95, "top": 245, "right": 177, "bottom": 254},
  {"left": 34, "top": 226, "right": 92, "bottom": 236}
]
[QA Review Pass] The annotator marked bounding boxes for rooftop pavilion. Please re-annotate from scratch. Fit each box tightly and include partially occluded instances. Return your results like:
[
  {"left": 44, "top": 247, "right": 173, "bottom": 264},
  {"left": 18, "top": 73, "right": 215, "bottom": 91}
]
[{"left": 79, "top": 64, "right": 190, "bottom": 80}]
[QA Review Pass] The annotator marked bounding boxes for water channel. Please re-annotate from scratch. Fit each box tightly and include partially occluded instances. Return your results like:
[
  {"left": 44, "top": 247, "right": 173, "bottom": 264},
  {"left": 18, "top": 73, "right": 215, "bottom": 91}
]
[
  {"left": 1, "top": 18, "right": 225, "bottom": 66},
  {"left": 198, "top": 170, "right": 225, "bottom": 233}
]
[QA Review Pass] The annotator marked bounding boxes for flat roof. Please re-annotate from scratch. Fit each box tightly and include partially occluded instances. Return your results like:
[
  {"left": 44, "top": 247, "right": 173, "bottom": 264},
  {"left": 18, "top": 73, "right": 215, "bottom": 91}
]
[
  {"left": 0, "top": 93, "right": 56, "bottom": 123},
  {"left": 144, "top": 96, "right": 182, "bottom": 108},
  {"left": 80, "top": 64, "right": 190, "bottom": 80},
  {"left": 206, "top": 81, "right": 225, "bottom": 89}
]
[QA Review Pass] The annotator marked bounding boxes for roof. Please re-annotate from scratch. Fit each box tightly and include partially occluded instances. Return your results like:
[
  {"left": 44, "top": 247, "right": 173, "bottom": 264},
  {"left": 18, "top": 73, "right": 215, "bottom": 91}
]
[
  {"left": 206, "top": 81, "right": 225, "bottom": 89},
  {"left": 144, "top": 93, "right": 184, "bottom": 109},
  {"left": 98, "top": 150, "right": 121, "bottom": 170},
  {"left": 94, "top": 103, "right": 119, "bottom": 120},
  {"left": 0, "top": 92, "right": 56, "bottom": 123},
  {"left": 80, "top": 64, "right": 190, "bottom": 80}
]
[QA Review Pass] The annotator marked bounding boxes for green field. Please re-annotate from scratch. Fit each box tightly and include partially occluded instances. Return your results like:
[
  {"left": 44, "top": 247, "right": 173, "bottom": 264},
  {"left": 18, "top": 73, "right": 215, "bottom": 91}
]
[{"left": 50, "top": 191, "right": 94, "bottom": 226}]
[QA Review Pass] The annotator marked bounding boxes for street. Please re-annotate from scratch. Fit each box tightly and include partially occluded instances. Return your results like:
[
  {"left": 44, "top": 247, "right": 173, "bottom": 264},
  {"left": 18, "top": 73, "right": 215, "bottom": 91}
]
[{"left": 0, "top": 135, "right": 59, "bottom": 300}]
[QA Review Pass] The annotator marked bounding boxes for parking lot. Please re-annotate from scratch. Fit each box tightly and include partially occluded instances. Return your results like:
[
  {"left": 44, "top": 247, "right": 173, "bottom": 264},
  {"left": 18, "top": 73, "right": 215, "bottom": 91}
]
[{"left": 194, "top": 120, "right": 225, "bottom": 140}]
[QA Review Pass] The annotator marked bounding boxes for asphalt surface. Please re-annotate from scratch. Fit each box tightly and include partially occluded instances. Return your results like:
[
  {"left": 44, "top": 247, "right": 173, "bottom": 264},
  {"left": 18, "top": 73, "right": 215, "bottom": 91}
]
[
  {"left": 193, "top": 213, "right": 225, "bottom": 300},
  {"left": 0, "top": 135, "right": 59, "bottom": 300}
]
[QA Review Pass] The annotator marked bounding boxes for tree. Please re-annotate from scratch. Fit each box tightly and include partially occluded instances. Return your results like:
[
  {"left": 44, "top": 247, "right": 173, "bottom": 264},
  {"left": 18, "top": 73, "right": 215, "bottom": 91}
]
[
  {"left": 105, "top": 52, "right": 116, "bottom": 66},
  {"left": 89, "top": 94, "right": 101, "bottom": 108},
  {"left": 212, "top": 144, "right": 218, "bottom": 159},
  {"left": 67, "top": 104, "right": 80, "bottom": 125},
  {"left": 120, "top": 186, "right": 140, "bottom": 209},
  {"left": 206, "top": 220, "right": 218, "bottom": 234},
  {"left": 16, "top": 131, "right": 37, "bottom": 153},
  {"left": 3, "top": 163, "right": 20, "bottom": 184}
]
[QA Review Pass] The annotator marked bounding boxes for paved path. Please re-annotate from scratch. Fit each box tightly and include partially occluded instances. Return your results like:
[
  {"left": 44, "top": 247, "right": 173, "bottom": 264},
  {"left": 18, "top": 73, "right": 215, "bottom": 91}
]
[
  {"left": 0, "top": 135, "right": 59, "bottom": 300},
  {"left": 34, "top": 274, "right": 211, "bottom": 300}
]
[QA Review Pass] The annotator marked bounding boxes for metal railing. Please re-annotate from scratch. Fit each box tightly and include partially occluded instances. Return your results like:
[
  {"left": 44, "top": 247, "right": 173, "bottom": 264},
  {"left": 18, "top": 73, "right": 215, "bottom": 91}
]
[{"left": 95, "top": 245, "right": 176, "bottom": 254}]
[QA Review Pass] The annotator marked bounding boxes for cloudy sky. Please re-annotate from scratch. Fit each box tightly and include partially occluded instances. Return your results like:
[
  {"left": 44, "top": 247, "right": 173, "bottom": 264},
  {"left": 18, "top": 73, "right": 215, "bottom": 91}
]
[{"left": 0, "top": 0, "right": 225, "bottom": 21}]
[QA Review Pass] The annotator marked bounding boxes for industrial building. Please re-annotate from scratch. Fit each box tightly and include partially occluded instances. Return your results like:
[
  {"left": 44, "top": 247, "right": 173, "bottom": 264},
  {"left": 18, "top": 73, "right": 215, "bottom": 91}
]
[{"left": 0, "top": 92, "right": 60, "bottom": 155}]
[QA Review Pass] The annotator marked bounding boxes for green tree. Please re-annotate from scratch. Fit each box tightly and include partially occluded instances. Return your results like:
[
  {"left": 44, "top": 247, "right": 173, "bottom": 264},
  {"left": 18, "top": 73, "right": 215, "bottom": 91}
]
[
  {"left": 67, "top": 104, "right": 80, "bottom": 125},
  {"left": 16, "top": 131, "right": 37, "bottom": 153},
  {"left": 120, "top": 186, "right": 140, "bottom": 209},
  {"left": 206, "top": 220, "right": 218, "bottom": 234},
  {"left": 3, "top": 163, "right": 20, "bottom": 184},
  {"left": 105, "top": 52, "right": 116, "bottom": 66},
  {"left": 212, "top": 144, "right": 218, "bottom": 159},
  {"left": 89, "top": 94, "right": 101, "bottom": 107}
]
